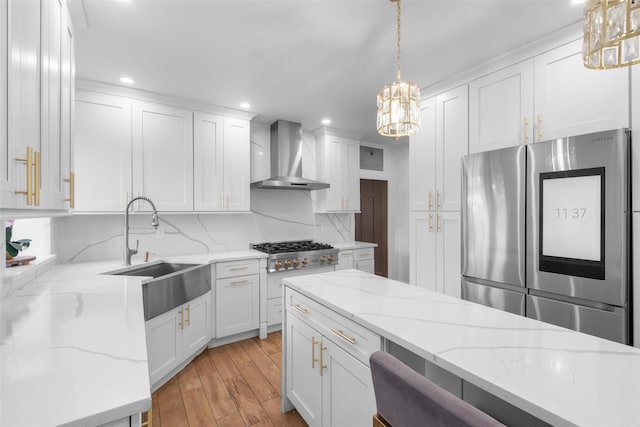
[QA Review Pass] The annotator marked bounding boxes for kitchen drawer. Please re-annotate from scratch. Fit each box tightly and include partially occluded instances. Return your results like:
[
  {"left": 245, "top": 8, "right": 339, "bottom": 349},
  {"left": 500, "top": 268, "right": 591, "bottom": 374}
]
[
  {"left": 215, "top": 259, "right": 260, "bottom": 279},
  {"left": 355, "top": 248, "right": 374, "bottom": 261},
  {"left": 285, "top": 287, "right": 380, "bottom": 366},
  {"left": 267, "top": 298, "right": 283, "bottom": 325}
]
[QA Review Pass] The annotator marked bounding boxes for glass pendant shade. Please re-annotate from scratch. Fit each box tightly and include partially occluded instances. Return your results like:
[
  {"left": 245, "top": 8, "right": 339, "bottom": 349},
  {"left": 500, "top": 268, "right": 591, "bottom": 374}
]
[
  {"left": 583, "top": 0, "right": 640, "bottom": 69},
  {"left": 377, "top": 80, "right": 421, "bottom": 138},
  {"left": 377, "top": 0, "right": 421, "bottom": 138}
]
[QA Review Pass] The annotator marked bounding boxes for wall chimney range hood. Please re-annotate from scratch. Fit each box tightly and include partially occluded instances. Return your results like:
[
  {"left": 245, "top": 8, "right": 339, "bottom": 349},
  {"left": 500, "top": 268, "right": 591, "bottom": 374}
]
[{"left": 251, "top": 120, "right": 330, "bottom": 190}]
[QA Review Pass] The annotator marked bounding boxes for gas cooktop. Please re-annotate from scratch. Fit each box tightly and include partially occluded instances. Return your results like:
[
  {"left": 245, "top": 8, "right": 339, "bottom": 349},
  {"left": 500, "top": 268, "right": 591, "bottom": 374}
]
[{"left": 251, "top": 240, "right": 339, "bottom": 272}]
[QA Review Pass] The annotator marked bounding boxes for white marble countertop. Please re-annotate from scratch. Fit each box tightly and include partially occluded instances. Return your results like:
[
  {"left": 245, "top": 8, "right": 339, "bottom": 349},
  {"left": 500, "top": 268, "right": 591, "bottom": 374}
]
[
  {"left": 0, "top": 274, "right": 150, "bottom": 426},
  {"left": 330, "top": 241, "right": 377, "bottom": 250},
  {"left": 0, "top": 249, "right": 266, "bottom": 426},
  {"left": 283, "top": 270, "right": 640, "bottom": 427}
]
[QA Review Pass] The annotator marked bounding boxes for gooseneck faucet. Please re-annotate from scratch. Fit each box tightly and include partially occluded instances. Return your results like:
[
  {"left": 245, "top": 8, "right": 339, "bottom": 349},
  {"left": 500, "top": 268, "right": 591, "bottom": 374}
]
[{"left": 124, "top": 196, "right": 160, "bottom": 266}]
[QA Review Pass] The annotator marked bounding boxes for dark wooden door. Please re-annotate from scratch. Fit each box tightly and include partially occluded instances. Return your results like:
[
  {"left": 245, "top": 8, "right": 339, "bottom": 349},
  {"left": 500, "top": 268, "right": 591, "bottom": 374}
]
[{"left": 355, "top": 179, "right": 388, "bottom": 277}]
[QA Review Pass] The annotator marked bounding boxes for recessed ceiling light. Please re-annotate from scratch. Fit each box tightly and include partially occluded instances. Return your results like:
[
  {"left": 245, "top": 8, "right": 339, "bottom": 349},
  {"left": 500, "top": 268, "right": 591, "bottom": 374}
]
[
  {"left": 240, "top": 102, "right": 251, "bottom": 109},
  {"left": 119, "top": 76, "right": 134, "bottom": 84},
  {"left": 322, "top": 118, "right": 331, "bottom": 125}
]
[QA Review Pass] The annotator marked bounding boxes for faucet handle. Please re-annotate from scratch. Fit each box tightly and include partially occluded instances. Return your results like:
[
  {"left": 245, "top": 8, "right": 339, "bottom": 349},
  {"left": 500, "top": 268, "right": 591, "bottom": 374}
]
[{"left": 132, "top": 239, "right": 139, "bottom": 255}]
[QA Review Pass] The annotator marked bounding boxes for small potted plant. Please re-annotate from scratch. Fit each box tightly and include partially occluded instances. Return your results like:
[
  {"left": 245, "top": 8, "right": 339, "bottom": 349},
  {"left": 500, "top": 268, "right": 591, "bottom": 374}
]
[{"left": 5, "top": 220, "right": 31, "bottom": 260}]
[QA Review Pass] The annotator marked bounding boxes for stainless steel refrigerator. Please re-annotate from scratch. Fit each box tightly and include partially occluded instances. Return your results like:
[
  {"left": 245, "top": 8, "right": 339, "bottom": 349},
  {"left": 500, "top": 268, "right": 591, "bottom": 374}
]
[{"left": 462, "top": 129, "right": 631, "bottom": 345}]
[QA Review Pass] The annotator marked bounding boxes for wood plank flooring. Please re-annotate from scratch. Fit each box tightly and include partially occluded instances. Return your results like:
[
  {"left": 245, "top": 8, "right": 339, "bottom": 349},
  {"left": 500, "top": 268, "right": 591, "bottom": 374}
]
[{"left": 151, "top": 331, "right": 308, "bottom": 427}]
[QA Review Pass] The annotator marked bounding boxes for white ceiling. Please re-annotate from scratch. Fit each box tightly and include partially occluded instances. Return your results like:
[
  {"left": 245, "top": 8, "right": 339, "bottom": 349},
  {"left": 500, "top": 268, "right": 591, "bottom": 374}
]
[{"left": 69, "top": 0, "right": 583, "bottom": 143}]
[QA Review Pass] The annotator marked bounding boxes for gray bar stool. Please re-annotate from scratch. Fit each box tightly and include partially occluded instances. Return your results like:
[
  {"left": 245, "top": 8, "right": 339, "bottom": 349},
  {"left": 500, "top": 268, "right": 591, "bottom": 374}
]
[{"left": 370, "top": 351, "right": 506, "bottom": 427}]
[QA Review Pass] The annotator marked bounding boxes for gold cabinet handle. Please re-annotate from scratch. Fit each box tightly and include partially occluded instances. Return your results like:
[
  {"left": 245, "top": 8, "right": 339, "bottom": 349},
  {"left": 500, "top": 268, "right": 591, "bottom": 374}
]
[
  {"left": 231, "top": 279, "right": 249, "bottom": 285},
  {"left": 428, "top": 191, "right": 433, "bottom": 210},
  {"left": 311, "top": 336, "right": 319, "bottom": 369},
  {"left": 33, "top": 151, "right": 40, "bottom": 206},
  {"left": 292, "top": 303, "right": 307, "bottom": 314},
  {"left": 229, "top": 266, "right": 249, "bottom": 271},
  {"left": 428, "top": 214, "right": 433, "bottom": 232},
  {"left": 523, "top": 117, "right": 528, "bottom": 144},
  {"left": 536, "top": 114, "right": 542, "bottom": 142},
  {"left": 436, "top": 214, "right": 441, "bottom": 233},
  {"left": 14, "top": 147, "right": 34, "bottom": 205},
  {"left": 436, "top": 191, "right": 441, "bottom": 210},
  {"left": 319, "top": 342, "right": 327, "bottom": 376},
  {"left": 64, "top": 171, "right": 75, "bottom": 208},
  {"left": 330, "top": 328, "right": 356, "bottom": 344},
  {"left": 179, "top": 307, "right": 184, "bottom": 330},
  {"left": 186, "top": 304, "right": 191, "bottom": 326},
  {"left": 226, "top": 193, "right": 230, "bottom": 210}
]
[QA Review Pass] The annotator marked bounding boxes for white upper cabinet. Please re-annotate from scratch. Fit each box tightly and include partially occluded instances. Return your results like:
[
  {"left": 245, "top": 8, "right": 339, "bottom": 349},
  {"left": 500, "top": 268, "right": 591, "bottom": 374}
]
[
  {"left": 469, "top": 60, "right": 534, "bottom": 154},
  {"left": 131, "top": 101, "right": 194, "bottom": 212},
  {"left": 633, "top": 66, "right": 640, "bottom": 211},
  {"left": 4, "top": 0, "right": 42, "bottom": 209},
  {"left": 194, "top": 113, "right": 250, "bottom": 212},
  {"left": 194, "top": 112, "right": 224, "bottom": 211},
  {"left": 409, "top": 98, "right": 436, "bottom": 211},
  {"left": 1, "top": 0, "right": 74, "bottom": 212},
  {"left": 435, "top": 85, "right": 469, "bottom": 212},
  {"left": 74, "top": 91, "right": 132, "bottom": 212},
  {"left": 534, "top": 39, "right": 629, "bottom": 142},
  {"left": 315, "top": 130, "right": 360, "bottom": 213},
  {"left": 44, "top": 0, "right": 74, "bottom": 210},
  {"left": 410, "top": 87, "right": 468, "bottom": 213},
  {"left": 223, "top": 117, "right": 250, "bottom": 212}
]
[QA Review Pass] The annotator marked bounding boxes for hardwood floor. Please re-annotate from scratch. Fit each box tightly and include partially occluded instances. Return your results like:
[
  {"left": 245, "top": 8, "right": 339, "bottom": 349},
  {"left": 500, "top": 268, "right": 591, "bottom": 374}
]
[{"left": 150, "top": 331, "right": 308, "bottom": 427}]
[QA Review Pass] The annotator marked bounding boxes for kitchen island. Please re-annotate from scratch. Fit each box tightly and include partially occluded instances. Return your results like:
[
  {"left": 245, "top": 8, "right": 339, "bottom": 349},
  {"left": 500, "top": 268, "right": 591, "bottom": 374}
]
[{"left": 282, "top": 269, "right": 640, "bottom": 427}]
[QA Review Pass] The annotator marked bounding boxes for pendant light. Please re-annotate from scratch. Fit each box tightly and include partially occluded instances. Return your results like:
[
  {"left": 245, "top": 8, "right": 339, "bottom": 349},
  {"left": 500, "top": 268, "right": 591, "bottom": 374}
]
[
  {"left": 377, "top": 0, "right": 421, "bottom": 138},
  {"left": 583, "top": 0, "right": 640, "bottom": 69}
]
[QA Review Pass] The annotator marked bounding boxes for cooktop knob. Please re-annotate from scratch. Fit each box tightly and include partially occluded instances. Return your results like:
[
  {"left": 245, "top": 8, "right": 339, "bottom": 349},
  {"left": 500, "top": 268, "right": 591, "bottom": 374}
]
[
  {"left": 274, "top": 261, "right": 282, "bottom": 270},
  {"left": 293, "top": 259, "right": 301, "bottom": 267},
  {"left": 328, "top": 255, "right": 335, "bottom": 263},
  {"left": 285, "top": 260, "right": 292, "bottom": 268},
  {"left": 302, "top": 258, "right": 310, "bottom": 265},
  {"left": 320, "top": 256, "right": 327, "bottom": 264}
]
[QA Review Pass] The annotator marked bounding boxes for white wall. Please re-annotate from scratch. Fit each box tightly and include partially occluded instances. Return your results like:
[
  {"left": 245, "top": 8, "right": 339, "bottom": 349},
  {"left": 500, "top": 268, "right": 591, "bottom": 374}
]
[{"left": 51, "top": 121, "right": 354, "bottom": 263}]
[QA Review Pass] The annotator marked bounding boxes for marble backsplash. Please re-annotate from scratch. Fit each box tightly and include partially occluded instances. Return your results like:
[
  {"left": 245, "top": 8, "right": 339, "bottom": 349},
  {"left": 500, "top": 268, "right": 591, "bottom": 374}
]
[{"left": 51, "top": 188, "right": 354, "bottom": 264}]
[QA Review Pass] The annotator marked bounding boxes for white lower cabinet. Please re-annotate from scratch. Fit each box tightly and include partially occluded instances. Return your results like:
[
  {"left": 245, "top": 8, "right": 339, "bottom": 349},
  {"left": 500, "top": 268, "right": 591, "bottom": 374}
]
[
  {"left": 214, "top": 259, "right": 260, "bottom": 337},
  {"left": 336, "top": 247, "right": 375, "bottom": 274},
  {"left": 410, "top": 211, "right": 461, "bottom": 298},
  {"left": 285, "top": 288, "right": 378, "bottom": 427},
  {"left": 145, "top": 291, "right": 211, "bottom": 387},
  {"left": 215, "top": 273, "right": 259, "bottom": 337}
]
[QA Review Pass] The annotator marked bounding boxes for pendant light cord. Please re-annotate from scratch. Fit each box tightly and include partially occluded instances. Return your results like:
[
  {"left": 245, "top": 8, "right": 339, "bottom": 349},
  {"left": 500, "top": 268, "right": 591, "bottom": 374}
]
[{"left": 396, "top": 0, "right": 402, "bottom": 82}]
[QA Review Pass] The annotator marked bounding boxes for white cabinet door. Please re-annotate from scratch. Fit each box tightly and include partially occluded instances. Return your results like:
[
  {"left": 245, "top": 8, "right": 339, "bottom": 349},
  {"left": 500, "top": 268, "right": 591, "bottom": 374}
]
[
  {"left": 410, "top": 212, "right": 436, "bottom": 290},
  {"left": 321, "top": 338, "right": 376, "bottom": 427},
  {"left": 0, "top": 0, "right": 8, "bottom": 205},
  {"left": 182, "top": 292, "right": 211, "bottom": 357},
  {"left": 409, "top": 97, "right": 436, "bottom": 211},
  {"left": 215, "top": 274, "right": 259, "bottom": 337},
  {"left": 5, "top": 0, "right": 42, "bottom": 209},
  {"left": 353, "top": 248, "right": 375, "bottom": 274},
  {"left": 436, "top": 211, "right": 461, "bottom": 298},
  {"left": 335, "top": 250, "right": 353, "bottom": 271},
  {"left": 632, "top": 67, "right": 640, "bottom": 210},
  {"left": 46, "top": 2, "right": 74, "bottom": 210},
  {"left": 534, "top": 39, "right": 629, "bottom": 142},
  {"left": 223, "top": 117, "right": 251, "bottom": 212},
  {"left": 435, "top": 85, "right": 468, "bottom": 212},
  {"left": 344, "top": 140, "right": 360, "bottom": 211},
  {"left": 74, "top": 91, "right": 132, "bottom": 211},
  {"left": 469, "top": 60, "right": 534, "bottom": 153},
  {"left": 286, "top": 313, "right": 322, "bottom": 427},
  {"left": 193, "top": 111, "right": 224, "bottom": 211},
  {"left": 146, "top": 306, "right": 182, "bottom": 386},
  {"left": 316, "top": 133, "right": 360, "bottom": 212},
  {"left": 132, "top": 101, "right": 193, "bottom": 211}
]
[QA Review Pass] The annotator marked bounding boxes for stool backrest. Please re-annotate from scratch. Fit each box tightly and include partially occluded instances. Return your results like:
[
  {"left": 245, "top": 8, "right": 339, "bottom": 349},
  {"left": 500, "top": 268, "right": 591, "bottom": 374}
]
[{"left": 369, "top": 351, "right": 506, "bottom": 427}]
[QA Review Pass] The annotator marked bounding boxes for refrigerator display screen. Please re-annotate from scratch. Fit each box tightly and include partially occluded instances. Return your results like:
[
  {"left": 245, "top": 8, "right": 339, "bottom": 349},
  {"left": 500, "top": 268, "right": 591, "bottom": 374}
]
[{"left": 539, "top": 167, "right": 605, "bottom": 280}]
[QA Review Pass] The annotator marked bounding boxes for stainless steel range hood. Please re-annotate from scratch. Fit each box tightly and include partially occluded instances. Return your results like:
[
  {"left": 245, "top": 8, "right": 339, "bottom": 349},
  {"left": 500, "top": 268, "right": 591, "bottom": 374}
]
[{"left": 251, "top": 120, "right": 330, "bottom": 190}]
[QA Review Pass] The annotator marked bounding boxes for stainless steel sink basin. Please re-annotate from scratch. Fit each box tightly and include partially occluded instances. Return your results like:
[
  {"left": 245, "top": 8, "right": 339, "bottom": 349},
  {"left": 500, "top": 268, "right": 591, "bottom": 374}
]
[
  {"left": 109, "top": 262, "right": 198, "bottom": 278},
  {"left": 104, "top": 262, "right": 211, "bottom": 320}
]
